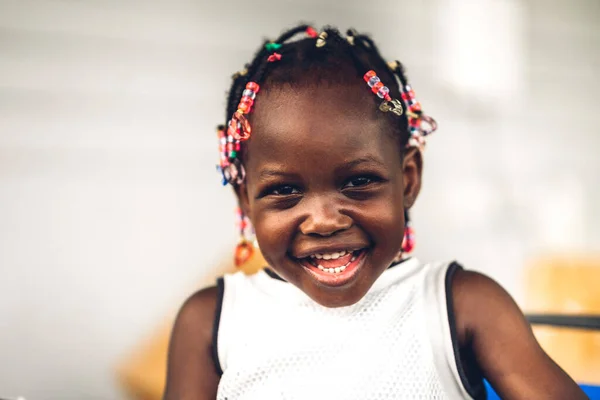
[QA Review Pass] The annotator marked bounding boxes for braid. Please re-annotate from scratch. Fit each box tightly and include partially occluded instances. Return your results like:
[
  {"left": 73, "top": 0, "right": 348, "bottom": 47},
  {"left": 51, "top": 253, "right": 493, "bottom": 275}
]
[{"left": 274, "top": 24, "right": 311, "bottom": 43}]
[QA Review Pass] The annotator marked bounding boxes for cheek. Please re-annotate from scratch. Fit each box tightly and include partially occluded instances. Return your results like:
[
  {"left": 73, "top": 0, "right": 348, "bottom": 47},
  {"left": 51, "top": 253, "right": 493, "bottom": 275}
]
[
  {"left": 357, "top": 183, "right": 405, "bottom": 247},
  {"left": 252, "top": 210, "right": 295, "bottom": 257}
]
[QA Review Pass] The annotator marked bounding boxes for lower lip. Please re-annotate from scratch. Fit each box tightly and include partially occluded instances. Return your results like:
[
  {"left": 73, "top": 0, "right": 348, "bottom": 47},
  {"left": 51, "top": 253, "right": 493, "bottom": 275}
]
[{"left": 300, "top": 250, "right": 368, "bottom": 288}]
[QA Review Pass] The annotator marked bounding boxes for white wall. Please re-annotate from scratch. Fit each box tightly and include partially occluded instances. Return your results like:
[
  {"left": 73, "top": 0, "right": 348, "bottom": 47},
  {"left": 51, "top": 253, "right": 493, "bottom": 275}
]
[{"left": 0, "top": 0, "right": 598, "bottom": 399}]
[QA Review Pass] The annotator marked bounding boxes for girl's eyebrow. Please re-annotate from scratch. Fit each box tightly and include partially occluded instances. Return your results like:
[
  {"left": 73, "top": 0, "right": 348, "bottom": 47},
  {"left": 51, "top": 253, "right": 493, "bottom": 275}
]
[
  {"left": 258, "top": 168, "right": 299, "bottom": 181},
  {"left": 258, "top": 156, "right": 386, "bottom": 181},
  {"left": 341, "top": 156, "right": 386, "bottom": 170}
]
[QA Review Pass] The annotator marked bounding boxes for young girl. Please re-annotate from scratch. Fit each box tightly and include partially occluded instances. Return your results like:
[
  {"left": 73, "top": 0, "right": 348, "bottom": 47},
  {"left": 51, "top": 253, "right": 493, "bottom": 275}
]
[{"left": 163, "top": 25, "right": 586, "bottom": 399}]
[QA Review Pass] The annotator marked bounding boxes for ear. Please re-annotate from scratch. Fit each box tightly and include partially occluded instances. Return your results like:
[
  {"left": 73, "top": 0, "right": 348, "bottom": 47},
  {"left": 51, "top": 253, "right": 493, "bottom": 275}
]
[
  {"left": 402, "top": 147, "right": 423, "bottom": 209},
  {"left": 233, "top": 182, "right": 252, "bottom": 219}
]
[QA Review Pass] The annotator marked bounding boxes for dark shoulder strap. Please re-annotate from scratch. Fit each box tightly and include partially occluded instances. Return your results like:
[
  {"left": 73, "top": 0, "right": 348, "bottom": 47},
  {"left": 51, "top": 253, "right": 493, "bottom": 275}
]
[
  {"left": 210, "top": 277, "right": 225, "bottom": 376},
  {"left": 445, "top": 262, "right": 487, "bottom": 400}
]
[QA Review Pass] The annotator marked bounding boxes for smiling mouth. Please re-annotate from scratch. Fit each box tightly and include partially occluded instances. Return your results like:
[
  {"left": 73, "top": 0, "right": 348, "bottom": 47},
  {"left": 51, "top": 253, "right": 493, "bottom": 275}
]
[
  {"left": 295, "top": 249, "right": 369, "bottom": 287},
  {"left": 305, "top": 249, "right": 362, "bottom": 273}
]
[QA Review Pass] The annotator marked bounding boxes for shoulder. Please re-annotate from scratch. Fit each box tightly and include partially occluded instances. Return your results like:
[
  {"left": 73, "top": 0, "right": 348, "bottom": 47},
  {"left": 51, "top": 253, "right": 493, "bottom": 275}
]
[
  {"left": 174, "top": 283, "right": 221, "bottom": 335},
  {"left": 448, "top": 267, "right": 516, "bottom": 344},
  {"left": 450, "top": 267, "right": 508, "bottom": 312},
  {"left": 163, "top": 283, "right": 223, "bottom": 400},
  {"left": 448, "top": 266, "right": 586, "bottom": 399}
]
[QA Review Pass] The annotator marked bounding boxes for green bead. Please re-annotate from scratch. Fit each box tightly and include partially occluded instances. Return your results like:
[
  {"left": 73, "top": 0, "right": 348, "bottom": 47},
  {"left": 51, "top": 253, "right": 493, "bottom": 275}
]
[
  {"left": 230, "top": 151, "right": 238, "bottom": 158},
  {"left": 265, "top": 42, "right": 282, "bottom": 52}
]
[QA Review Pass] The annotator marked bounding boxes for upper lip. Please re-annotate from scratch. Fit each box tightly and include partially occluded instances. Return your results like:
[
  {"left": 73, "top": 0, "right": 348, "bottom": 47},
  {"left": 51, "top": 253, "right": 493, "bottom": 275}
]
[{"left": 292, "top": 243, "right": 369, "bottom": 259}]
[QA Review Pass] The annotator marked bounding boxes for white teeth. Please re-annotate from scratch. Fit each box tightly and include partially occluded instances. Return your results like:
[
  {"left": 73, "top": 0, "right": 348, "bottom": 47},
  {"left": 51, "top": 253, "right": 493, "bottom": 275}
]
[
  {"left": 310, "top": 250, "right": 354, "bottom": 260},
  {"left": 316, "top": 264, "right": 349, "bottom": 274},
  {"left": 351, "top": 255, "right": 357, "bottom": 262}
]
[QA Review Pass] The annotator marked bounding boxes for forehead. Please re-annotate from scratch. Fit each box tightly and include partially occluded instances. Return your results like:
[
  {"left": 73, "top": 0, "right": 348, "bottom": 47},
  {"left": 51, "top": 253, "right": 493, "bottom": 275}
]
[{"left": 245, "top": 84, "right": 399, "bottom": 167}]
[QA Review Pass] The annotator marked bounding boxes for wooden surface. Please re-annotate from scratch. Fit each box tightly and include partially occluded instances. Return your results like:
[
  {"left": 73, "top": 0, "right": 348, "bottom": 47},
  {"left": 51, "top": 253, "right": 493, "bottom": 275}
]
[
  {"left": 117, "top": 250, "right": 267, "bottom": 400},
  {"left": 525, "top": 255, "right": 600, "bottom": 385}
]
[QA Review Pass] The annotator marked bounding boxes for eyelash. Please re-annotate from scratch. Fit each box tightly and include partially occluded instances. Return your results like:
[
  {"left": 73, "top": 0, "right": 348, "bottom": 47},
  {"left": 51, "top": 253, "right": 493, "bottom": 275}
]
[
  {"left": 260, "top": 174, "right": 383, "bottom": 199},
  {"left": 258, "top": 184, "right": 302, "bottom": 199},
  {"left": 342, "top": 175, "right": 381, "bottom": 189},
  {"left": 269, "top": 185, "right": 301, "bottom": 196}
]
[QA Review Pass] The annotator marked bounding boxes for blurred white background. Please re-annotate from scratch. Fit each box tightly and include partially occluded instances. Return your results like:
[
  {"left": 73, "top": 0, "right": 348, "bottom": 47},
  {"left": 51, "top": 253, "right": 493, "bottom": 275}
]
[{"left": 0, "top": 0, "right": 598, "bottom": 398}]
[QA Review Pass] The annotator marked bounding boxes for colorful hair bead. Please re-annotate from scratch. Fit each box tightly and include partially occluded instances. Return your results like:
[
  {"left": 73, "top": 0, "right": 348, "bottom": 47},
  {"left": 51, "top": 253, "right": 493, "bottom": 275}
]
[
  {"left": 227, "top": 81, "right": 260, "bottom": 141},
  {"left": 234, "top": 207, "right": 254, "bottom": 267},
  {"left": 401, "top": 223, "right": 415, "bottom": 254},
  {"left": 231, "top": 68, "right": 248, "bottom": 80},
  {"left": 265, "top": 42, "right": 282, "bottom": 52},
  {"left": 267, "top": 52, "right": 282, "bottom": 62},
  {"left": 363, "top": 70, "right": 392, "bottom": 102},
  {"left": 316, "top": 31, "right": 328, "bottom": 48},
  {"left": 364, "top": 70, "right": 405, "bottom": 116},
  {"left": 346, "top": 29, "right": 357, "bottom": 46},
  {"left": 399, "top": 82, "right": 438, "bottom": 147},
  {"left": 306, "top": 26, "right": 318, "bottom": 38}
]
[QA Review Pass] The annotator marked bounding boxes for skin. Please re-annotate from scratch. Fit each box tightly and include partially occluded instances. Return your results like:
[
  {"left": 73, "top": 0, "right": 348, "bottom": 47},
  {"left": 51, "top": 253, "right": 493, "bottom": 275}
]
[{"left": 163, "top": 83, "right": 587, "bottom": 400}]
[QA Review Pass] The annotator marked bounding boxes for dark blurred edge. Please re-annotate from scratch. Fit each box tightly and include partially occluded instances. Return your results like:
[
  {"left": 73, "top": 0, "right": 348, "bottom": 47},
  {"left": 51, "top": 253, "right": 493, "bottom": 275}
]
[{"left": 526, "top": 314, "right": 600, "bottom": 330}]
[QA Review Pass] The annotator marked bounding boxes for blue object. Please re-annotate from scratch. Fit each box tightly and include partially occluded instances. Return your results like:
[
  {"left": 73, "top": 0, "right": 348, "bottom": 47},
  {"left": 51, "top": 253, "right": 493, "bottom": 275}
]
[{"left": 485, "top": 380, "right": 600, "bottom": 399}]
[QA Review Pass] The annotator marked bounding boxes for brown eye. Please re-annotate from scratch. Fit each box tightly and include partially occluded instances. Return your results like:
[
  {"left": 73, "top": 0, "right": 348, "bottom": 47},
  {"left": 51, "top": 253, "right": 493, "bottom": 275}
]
[
  {"left": 270, "top": 185, "right": 300, "bottom": 196},
  {"left": 344, "top": 176, "right": 373, "bottom": 188}
]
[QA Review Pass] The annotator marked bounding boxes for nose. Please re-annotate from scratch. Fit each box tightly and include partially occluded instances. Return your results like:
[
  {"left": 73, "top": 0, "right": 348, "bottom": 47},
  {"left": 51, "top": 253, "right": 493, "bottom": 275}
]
[{"left": 299, "top": 198, "right": 353, "bottom": 237}]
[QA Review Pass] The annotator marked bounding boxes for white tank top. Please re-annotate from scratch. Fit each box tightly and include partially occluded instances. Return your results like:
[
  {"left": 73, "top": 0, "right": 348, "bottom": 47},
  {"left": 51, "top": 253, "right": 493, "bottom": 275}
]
[{"left": 213, "top": 258, "right": 485, "bottom": 399}]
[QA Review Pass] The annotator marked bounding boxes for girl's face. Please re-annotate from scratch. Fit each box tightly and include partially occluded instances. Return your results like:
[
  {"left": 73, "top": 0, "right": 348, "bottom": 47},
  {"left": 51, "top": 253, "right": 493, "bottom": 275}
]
[{"left": 238, "top": 84, "right": 421, "bottom": 307}]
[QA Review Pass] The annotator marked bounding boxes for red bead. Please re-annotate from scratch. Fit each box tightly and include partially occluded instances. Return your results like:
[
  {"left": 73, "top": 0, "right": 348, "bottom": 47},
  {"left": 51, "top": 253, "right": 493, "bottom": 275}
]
[
  {"left": 234, "top": 241, "right": 254, "bottom": 267},
  {"left": 235, "top": 142, "right": 241, "bottom": 151},
  {"left": 238, "top": 97, "right": 253, "bottom": 108},
  {"left": 246, "top": 82, "right": 260, "bottom": 93},
  {"left": 363, "top": 70, "right": 376, "bottom": 82},
  {"left": 306, "top": 27, "right": 318, "bottom": 38},
  {"left": 410, "top": 102, "right": 422, "bottom": 112},
  {"left": 231, "top": 112, "right": 251, "bottom": 140},
  {"left": 238, "top": 102, "right": 250, "bottom": 113},
  {"left": 409, "top": 118, "right": 420, "bottom": 127},
  {"left": 407, "top": 90, "right": 415, "bottom": 99},
  {"left": 371, "top": 81, "right": 384, "bottom": 94},
  {"left": 267, "top": 52, "right": 282, "bottom": 62},
  {"left": 401, "top": 226, "right": 415, "bottom": 253},
  {"left": 384, "top": 93, "right": 392, "bottom": 102},
  {"left": 227, "top": 121, "right": 239, "bottom": 138}
]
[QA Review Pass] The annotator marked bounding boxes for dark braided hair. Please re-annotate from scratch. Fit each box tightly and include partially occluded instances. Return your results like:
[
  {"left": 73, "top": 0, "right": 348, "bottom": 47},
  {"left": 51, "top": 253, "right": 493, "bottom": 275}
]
[{"left": 223, "top": 26, "right": 416, "bottom": 154}]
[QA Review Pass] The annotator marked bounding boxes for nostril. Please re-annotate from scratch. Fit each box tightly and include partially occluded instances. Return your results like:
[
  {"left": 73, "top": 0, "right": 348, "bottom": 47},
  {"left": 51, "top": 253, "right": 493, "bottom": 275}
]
[{"left": 308, "top": 231, "right": 334, "bottom": 238}]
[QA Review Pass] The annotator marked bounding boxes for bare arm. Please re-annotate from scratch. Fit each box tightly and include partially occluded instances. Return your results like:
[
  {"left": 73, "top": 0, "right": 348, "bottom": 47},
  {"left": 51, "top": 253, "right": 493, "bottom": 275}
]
[
  {"left": 452, "top": 269, "right": 587, "bottom": 400},
  {"left": 163, "top": 286, "right": 220, "bottom": 400}
]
